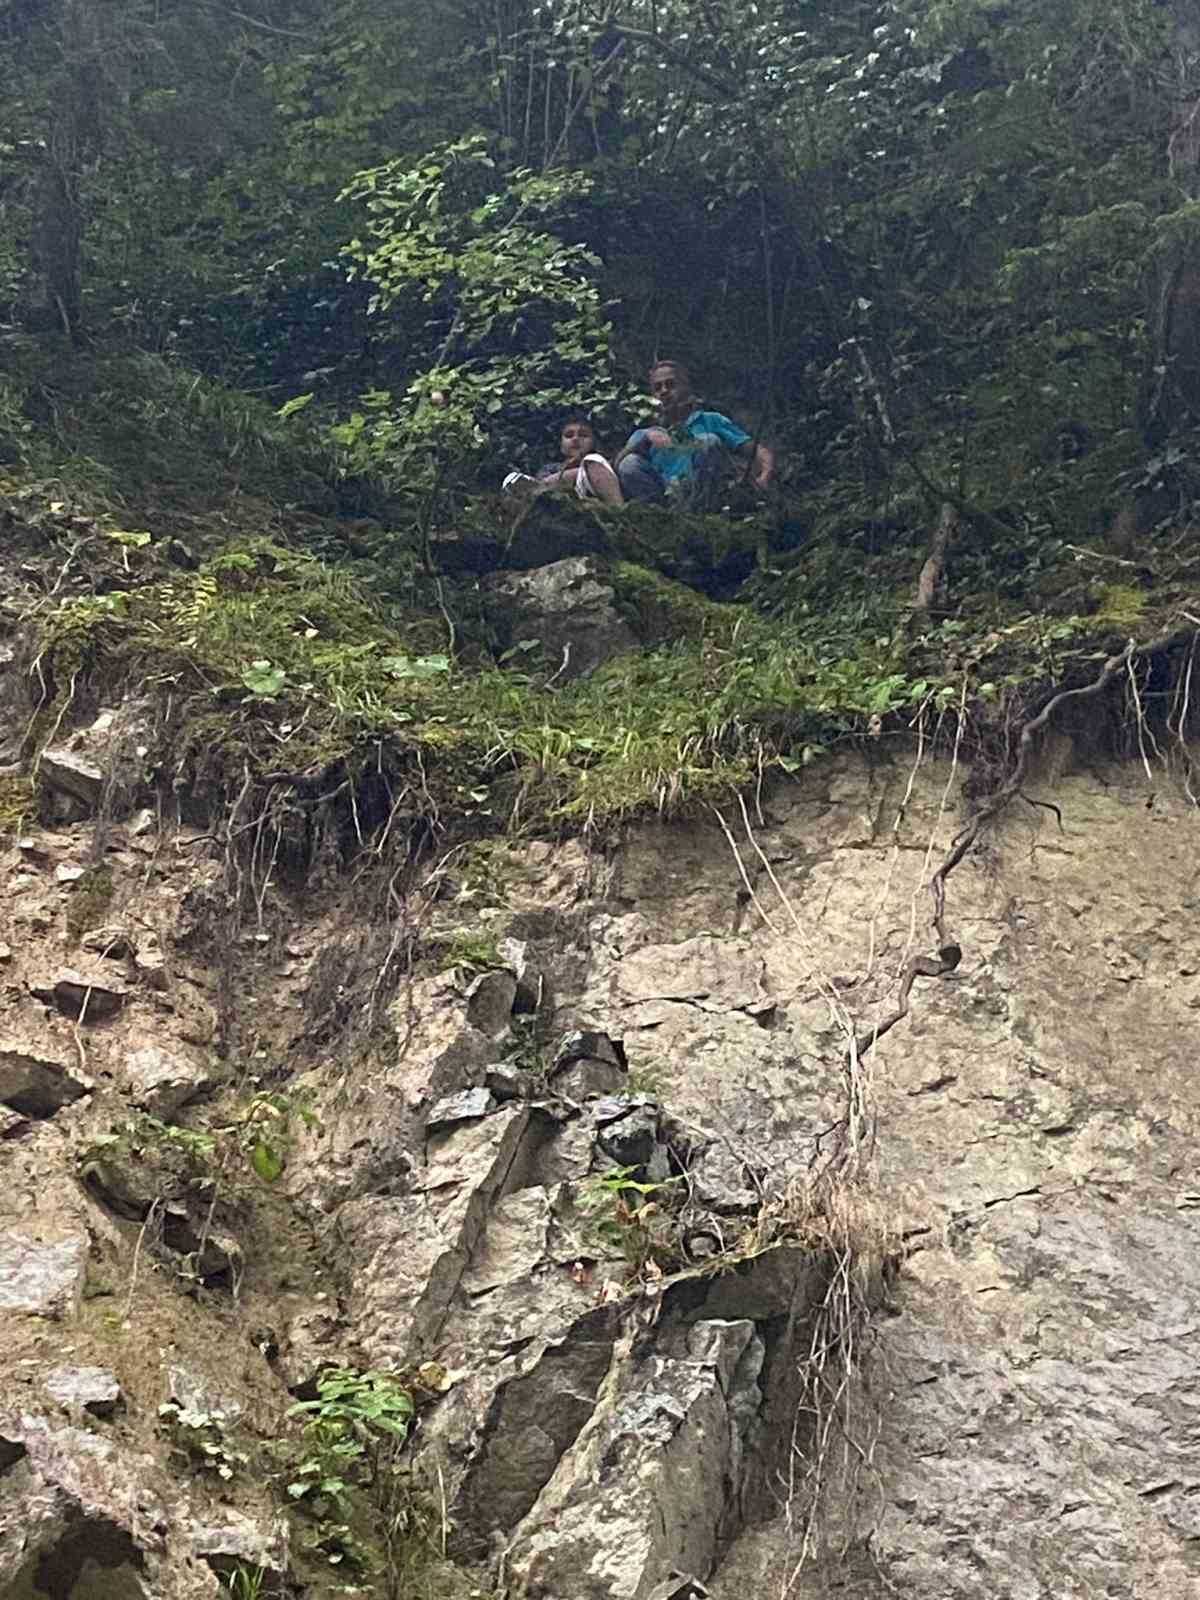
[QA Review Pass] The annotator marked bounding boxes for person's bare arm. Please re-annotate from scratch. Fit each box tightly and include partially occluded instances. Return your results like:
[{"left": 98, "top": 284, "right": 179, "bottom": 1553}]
[{"left": 736, "top": 438, "right": 776, "bottom": 491}]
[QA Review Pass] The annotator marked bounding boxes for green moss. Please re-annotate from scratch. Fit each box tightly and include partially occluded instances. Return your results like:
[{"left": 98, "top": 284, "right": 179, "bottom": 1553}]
[
  {"left": 1095, "top": 582, "right": 1146, "bottom": 626},
  {"left": 610, "top": 562, "right": 730, "bottom": 644},
  {"left": 66, "top": 865, "right": 115, "bottom": 940},
  {"left": 0, "top": 774, "right": 33, "bottom": 837}
]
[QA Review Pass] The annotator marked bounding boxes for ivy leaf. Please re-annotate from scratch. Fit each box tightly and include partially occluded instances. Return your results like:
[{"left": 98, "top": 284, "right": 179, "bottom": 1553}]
[
  {"left": 379, "top": 653, "right": 450, "bottom": 679},
  {"left": 250, "top": 1140, "right": 284, "bottom": 1183},
  {"left": 241, "top": 660, "right": 287, "bottom": 697}
]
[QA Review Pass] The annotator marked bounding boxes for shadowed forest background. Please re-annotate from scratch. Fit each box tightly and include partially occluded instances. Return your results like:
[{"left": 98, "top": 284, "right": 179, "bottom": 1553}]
[{"left": 4, "top": 0, "right": 1200, "bottom": 826}]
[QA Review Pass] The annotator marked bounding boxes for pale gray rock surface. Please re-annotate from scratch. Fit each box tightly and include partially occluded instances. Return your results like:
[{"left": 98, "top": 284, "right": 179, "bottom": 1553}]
[
  {"left": 0, "top": 1229, "right": 89, "bottom": 1318},
  {"left": 485, "top": 557, "right": 639, "bottom": 679}
]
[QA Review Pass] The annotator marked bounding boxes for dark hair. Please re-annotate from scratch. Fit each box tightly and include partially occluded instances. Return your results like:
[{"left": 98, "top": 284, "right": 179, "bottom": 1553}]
[
  {"left": 559, "top": 411, "right": 593, "bottom": 429},
  {"left": 649, "top": 358, "right": 691, "bottom": 382}
]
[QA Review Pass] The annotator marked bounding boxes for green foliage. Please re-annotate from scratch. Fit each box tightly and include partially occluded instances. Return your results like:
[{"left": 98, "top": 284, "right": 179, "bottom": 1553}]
[
  {"left": 84, "top": 1093, "right": 316, "bottom": 1195},
  {"left": 577, "top": 1165, "right": 685, "bottom": 1274},
  {"left": 219, "top": 1568, "right": 267, "bottom": 1600},
  {"left": 333, "top": 134, "right": 632, "bottom": 484},
  {"left": 440, "top": 929, "right": 502, "bottom": 974},
  {"left": 285, "top": 1367, "right": 415, "bottom": 1575}
]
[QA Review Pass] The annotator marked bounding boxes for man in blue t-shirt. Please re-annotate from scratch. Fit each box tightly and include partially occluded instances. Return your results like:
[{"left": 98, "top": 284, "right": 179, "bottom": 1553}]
[{"left": 614, "top": 359, "right": 775, "bottom": 509}]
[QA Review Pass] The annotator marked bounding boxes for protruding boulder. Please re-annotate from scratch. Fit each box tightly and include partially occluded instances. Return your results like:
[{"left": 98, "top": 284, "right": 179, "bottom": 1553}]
[
  {"left": 485, "top": 558, "right": 639, "bottom": 680},
  {"left": 427, "top": 1086, "right": 497, "bottom": 1134},
  {"left": 550, "top": 1029, "right": 627, "bottom": 1099},
  {"left": 29, "top": 967, "right": 128, "bottom": 1021},
  {"left": 465, "top": 968, "right": 518, "bottom": 1035},
  {"left": 593, "top": 1095, "right": 662, "bottom": 1170},
  {"left": 38, "top": 745, "right": 104, "bottom": 808},
  {"left": 504, "top": 1319, "right": 766, "bottom": 1599},
  {"left": 123, "top": 1045, "right": 213, "bottom": 1117}
]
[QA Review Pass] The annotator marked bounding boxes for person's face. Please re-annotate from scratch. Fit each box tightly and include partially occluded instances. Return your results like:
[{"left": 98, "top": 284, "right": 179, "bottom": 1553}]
[
  {"left": 650, "top": 364, "right": 693, "bottom": 422},
  {"left": 560, "top": 420, "right": 593, "bottom": 461}
]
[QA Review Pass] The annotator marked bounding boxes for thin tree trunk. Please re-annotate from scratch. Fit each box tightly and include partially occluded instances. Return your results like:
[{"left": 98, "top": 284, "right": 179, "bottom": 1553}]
[
  {"left": 29, "top": 0, "right": 105, "bottom": 343},
  {"left": 1144, "top": 0, "right": 1200, "bottom": 438},
  {"left": 912, "top": 502, "right": 959, "bottom": 618}
]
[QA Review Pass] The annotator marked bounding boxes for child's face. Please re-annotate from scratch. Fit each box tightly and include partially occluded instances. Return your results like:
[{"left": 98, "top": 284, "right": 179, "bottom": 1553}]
[{"left": 560, "top": 420, "right": 594, "bottom": 461}]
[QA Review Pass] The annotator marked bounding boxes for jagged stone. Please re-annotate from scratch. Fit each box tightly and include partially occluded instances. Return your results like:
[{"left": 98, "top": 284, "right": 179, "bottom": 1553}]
[
  {"left": 427, "top": 1086, "right": 497, "bottom": 1133},
  {"left": 29, "top": 966, "right": 128, "bottom": 1020},
  {"left": 0, "top": 1412, "right": 170, "bottom": 1595},
  {"left": 0, "top": 1039, "right": 91, "bottom": 1117},
  {"left": 0, "top": 1228, "right": 88, "bottom": 1317},
  {"left": 339, "top": 1105, "right": 537, "bottom": 1365},
  {"left": 43, "top": 1365, "right": 122, "bottom": 1418},
  {"left": 550, "top": 1029, "right": 628, "bottom": 1100},
  {"left": 486, "top": 1063, "right": 529, "bottom": 1102},
  {"left": 38, "top": 745, "right": 104, "bottom": 807},
  {"left": 80, "top": 925, "right": 136, "bottom": 958},
  {"left": 504, "top": 1319, "right": 766, "bottom": 1598},
  {"left": 465, "top": 968, "right": 519, "bottom": 1035},
  {"left": 497, "top": 935, "right": 543, "bottom": 1013},
  {"left": 134, "top": 930, "right": 168, "bottom": 989},
  {"left": 595, "top": 1101, "right": 661, "bottom": 1170},
  {"left": 648, "top": 1575, "right": 710, "bottom": 1600},
  {"left": 485, "top": 557, "right": 639, "bottom": 680},
  {"left": 688, "top": 1142, "right": 760, "bottom": 1216},
  {"left": 123, "top": 1045, "right": 213, "bottom": 1117},
  {"left": 276, "top": 1306, "right": 342, "bottom": 1391}
]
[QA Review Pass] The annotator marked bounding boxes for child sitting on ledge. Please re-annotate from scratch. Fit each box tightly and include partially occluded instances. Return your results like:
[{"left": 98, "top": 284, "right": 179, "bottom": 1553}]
[{"left": 502, "top": 414, "right": 624, "bottom": 507}]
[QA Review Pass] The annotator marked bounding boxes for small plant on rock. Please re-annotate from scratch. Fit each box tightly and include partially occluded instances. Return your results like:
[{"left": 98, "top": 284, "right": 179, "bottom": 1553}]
[
  {"left": 577, "top": 1166, "right": 685, "bottom": 1275},
  {"left": 440, "top": 928, "right": 501, "bottom": 974},
  {"left": 159, "top": 1400, "right": 249, "bottom": 1481},
  {"left": 285, "top": 1366, "right": 415, "bottom": 1575}
]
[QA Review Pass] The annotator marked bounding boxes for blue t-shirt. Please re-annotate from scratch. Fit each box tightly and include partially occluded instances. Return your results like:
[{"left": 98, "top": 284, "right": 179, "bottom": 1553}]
[{"left": 630, "top": 410, "right": 751, "bottom": 483}]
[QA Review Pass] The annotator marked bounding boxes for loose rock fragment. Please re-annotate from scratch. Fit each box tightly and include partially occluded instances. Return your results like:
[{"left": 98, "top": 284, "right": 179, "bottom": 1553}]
[
  {"left": 427, "top": 1087, "right": 497, "bottom": 1134},
  {"left": 30, "top": 968, "right": 128, "bottom": 1021},
  {"left": 39, "top": 746, "right": 105, "bottom": 807}
]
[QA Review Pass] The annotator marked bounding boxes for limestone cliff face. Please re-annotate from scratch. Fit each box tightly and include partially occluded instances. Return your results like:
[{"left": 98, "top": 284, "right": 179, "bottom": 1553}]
[{"left": 2, "top": 711, "right": 1198, "bottom": 1598}]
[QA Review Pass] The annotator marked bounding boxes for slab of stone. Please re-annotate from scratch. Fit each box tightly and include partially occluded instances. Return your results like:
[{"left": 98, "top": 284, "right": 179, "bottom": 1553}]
[
  {"left": 39, "top": 745, "right": 104, "bottom": 807},
  {"left": 427, "top": 1087, "right": 497, "bottom": 1134},
  {"left": 124, "top": 1045, "right": 212, "bottom": 1117},
  {"left": 486, "top": 1064, "right": 529, "bottom": 1103},
  {"left": 29, "top": 967, "right": 128, "bottom": 1021},
  {"left": 0, "top": 1040, "right": 91, "bottom": 1117},
  {"left": 43, "top": 1365, "right": 122, "bottom": 1418},
  {"left": 189, "top": 1509, "right": 288, "bottom": 1576},
  {"left": 465, "top": 969, "right": 518, "bottom": 1035},
  {"left": 0, "top": 1229, "right": 88, "bottom": 1318}
]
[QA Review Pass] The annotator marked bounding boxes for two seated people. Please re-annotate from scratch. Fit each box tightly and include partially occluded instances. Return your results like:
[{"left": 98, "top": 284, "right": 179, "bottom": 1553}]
[{"left": 503, "top": 359, "right": 774, "bottom": 511}]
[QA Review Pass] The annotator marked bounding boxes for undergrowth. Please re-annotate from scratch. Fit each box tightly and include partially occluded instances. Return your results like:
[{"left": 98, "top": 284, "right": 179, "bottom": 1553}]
[{"left": 3, "top": 348, "right": 1199, "bottom": 856}]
